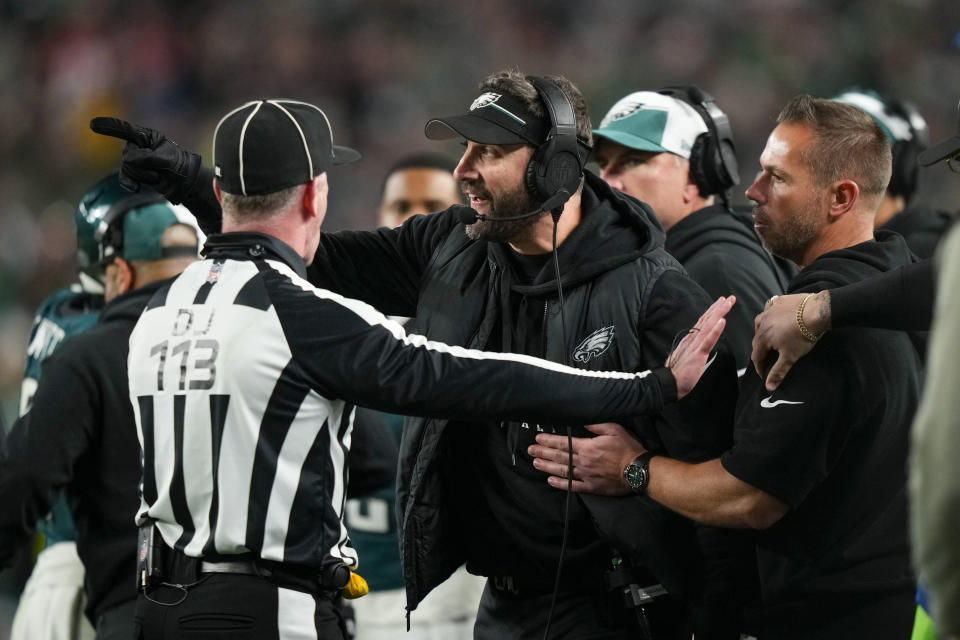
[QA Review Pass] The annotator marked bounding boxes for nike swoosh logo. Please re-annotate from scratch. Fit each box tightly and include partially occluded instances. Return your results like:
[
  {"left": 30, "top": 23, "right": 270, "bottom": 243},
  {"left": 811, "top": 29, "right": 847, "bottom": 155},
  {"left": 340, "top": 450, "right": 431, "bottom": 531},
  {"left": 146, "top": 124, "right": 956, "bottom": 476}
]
[{"left": 760, "top": 396, "right": 804, "bottom": 408}]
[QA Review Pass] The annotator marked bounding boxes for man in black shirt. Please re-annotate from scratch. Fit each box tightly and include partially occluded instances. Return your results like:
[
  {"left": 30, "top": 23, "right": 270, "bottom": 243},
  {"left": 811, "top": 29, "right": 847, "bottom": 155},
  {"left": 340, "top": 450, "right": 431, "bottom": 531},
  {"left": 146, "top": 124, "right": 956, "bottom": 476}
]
[
  {"left": 748, "top": 96, "right": 960, "bottom": 391},
  {"left": 748, "top": 98, "right": 960, "bottom": 636},
  {"left": 0, "top": 179, "right": 201, "bottom": 640},
  {"left": 532, "top": 95, "right": 922, "bottom": 639},
  {"left": 313, "top": 72, "right": 741, "bottom": 640}
]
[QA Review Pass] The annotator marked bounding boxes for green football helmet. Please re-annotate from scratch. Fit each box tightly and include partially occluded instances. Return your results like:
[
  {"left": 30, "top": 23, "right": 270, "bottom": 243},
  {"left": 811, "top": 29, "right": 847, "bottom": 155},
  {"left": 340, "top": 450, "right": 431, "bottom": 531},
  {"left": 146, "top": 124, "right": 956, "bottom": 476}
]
[{"left": 73, "top": 173, "right": 166, "bottom": 291}]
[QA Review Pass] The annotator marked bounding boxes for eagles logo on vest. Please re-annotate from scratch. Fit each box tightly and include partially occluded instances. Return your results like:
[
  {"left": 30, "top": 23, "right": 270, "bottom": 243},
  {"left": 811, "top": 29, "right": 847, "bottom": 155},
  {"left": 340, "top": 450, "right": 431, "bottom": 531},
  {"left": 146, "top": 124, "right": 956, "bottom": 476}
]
[
  {"left": 471, "top": 92, "right": 502, "bottom": 111},
  {"left": 573, "top": 326, "right": 615, "bottom": 364}
]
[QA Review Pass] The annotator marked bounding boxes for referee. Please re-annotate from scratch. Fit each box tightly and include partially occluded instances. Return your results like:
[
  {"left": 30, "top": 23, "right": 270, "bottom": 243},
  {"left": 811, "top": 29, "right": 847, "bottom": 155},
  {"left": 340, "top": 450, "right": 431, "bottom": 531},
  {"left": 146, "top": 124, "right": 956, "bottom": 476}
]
[{"left": 111, "top": 100, "right": 732, "bottom": 639}]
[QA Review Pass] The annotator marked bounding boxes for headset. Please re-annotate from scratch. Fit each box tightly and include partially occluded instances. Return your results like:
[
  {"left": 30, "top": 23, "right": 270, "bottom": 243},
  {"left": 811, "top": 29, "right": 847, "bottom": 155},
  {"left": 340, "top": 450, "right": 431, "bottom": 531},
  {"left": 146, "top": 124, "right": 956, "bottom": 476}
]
[
  {"left": 657, "top": 85, "right": 740, "bottom": 206},
  {"left": 884, "top": 97, "right": 929, "bottom": 202},
  {"left": 524, "top": 76, "right": 590, "bottom": 214},
  {"left": 97, "top": 191, "right": 168, "bottom": 266},
  {"left": 519, "top": 75, "right": 587, "bottom": 640},
  {"left": 75, "top": 173, "right": 168, "bottom": 275}
]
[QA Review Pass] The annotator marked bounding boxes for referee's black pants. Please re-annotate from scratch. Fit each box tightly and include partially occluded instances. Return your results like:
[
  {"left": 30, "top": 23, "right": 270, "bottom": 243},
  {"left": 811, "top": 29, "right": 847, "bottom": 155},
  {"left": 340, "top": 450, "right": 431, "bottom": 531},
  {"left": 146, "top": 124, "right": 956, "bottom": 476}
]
[{"left": 133, "top": 573, "right": 347, "bottom": 639}]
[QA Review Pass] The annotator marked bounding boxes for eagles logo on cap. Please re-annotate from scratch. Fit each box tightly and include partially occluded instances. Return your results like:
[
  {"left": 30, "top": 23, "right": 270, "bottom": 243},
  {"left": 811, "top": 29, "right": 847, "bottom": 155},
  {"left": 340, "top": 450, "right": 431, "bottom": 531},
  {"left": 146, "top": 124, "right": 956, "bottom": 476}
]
[
  {"left": 593, "top": 91, "right": 708, "bottom": 160},
  {"left": 471, "top": 92, "right": 502, "bottom": 111},
  {"left": 599, "top": 98, "right": 656, "bottom": 129},
  {"left": 426, "top": 89, "right": 548, "bottom": 146}
]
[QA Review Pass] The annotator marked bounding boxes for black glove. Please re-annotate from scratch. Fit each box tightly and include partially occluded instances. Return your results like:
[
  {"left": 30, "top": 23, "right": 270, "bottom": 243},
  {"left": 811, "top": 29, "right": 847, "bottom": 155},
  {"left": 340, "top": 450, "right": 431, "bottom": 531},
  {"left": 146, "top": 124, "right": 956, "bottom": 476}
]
[{"left": 90, "top": 117, "right": 202, "bottom": 204}]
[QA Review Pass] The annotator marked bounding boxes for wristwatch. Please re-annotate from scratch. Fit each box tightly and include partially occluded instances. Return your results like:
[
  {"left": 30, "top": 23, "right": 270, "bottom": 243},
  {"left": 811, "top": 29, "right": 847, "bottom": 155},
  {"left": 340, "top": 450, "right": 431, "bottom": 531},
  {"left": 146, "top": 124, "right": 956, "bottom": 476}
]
[{"left": 623, "top": 453, "right": 654, "bottom": 494}]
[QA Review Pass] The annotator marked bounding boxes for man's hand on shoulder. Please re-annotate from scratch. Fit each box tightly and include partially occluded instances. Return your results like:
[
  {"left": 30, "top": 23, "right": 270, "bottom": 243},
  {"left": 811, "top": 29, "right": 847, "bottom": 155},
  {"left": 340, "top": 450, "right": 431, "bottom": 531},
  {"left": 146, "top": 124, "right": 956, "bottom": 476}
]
[{"left": 751, "top": 291, "right": 831, "bottom": 391}]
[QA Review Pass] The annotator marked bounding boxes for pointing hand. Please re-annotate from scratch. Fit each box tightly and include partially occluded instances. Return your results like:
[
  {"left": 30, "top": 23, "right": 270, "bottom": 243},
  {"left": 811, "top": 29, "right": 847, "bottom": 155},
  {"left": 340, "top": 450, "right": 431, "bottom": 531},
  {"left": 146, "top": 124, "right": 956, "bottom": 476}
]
[{"left": 90, "top": 117, "right": 202, "bottom": 203}]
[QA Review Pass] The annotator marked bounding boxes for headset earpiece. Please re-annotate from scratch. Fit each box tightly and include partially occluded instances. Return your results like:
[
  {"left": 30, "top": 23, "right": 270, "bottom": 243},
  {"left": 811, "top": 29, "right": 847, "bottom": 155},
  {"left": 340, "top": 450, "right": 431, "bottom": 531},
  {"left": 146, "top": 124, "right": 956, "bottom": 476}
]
[
  {"left": 657, "top": 85, "right": 739, "bottom": 203},
  {"left": 884, "top": 97, "right": 927, "bottom": 202},
  {"left": 96, "top": 191, "right": 166, "bottom": 264},
  {"left": 889, "top": 139, "right": 918, "bottom": 200},
  {"left": 524, "top": 76, "right": 587, "bottom": 212}
]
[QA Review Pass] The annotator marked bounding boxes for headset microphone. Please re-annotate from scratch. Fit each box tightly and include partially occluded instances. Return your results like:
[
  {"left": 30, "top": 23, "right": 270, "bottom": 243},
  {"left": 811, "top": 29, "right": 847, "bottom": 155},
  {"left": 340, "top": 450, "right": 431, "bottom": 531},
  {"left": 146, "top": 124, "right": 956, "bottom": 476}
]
[{"left": 455, "top": 189, "right": 571, "bottom": 225}]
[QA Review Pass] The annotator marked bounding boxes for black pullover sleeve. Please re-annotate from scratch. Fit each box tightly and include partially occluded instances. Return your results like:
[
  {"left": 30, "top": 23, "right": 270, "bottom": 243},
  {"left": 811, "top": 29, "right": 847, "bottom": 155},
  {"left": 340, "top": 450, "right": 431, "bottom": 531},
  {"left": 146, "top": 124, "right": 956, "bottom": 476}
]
[
  {"left": 829, "top": 259, "right": 934, "bottom": 332},
  {"left": 307, "top": 209, "right": 461, "bottom": 318}
]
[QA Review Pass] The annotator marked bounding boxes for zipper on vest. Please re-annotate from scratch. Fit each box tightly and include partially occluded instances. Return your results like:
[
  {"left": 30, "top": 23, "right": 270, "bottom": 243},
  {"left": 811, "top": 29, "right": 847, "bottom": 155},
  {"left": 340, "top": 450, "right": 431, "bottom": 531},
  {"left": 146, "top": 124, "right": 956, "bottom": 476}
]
[{"left": 465, "top": 260, "right": 501, "bottom": 349}]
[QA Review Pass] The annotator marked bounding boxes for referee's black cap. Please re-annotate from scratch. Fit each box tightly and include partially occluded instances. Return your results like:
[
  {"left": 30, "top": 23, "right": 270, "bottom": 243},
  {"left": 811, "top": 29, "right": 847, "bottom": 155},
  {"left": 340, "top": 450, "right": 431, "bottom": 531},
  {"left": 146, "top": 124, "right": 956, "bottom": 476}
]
[
  {"left": 213, "top": 99, "right": 361, "bottom": 196},
  {"left": 425, "top": 90, "right": 550, "bottom": 146},
  {"left": 918, "top": 100, "right": 960, "bottom": 166}
]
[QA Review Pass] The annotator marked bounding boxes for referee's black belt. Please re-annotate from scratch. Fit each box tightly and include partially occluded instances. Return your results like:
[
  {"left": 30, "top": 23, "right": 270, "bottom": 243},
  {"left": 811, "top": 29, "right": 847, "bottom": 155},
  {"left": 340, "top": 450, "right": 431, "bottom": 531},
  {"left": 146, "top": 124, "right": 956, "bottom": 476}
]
[
  {"left": 200, "top": 558, "right": 262, "bottom": 576},
  {"left": 169, "top": 549, "right": 348, "bottom": 595}
]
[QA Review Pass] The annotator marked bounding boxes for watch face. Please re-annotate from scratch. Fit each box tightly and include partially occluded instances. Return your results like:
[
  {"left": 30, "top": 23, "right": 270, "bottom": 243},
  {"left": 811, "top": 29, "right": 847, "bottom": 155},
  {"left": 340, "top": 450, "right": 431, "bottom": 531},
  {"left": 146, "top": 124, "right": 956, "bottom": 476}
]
[{"left": 625, "top": 461, "right": 647, "bottom": 492}]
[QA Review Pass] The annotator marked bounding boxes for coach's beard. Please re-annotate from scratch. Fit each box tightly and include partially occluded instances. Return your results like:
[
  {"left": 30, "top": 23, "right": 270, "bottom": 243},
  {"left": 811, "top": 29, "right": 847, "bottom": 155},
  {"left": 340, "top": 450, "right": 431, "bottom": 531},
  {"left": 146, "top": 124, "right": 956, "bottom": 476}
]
[{"left": 464, "top": 182, "right": 544, "bottom": 243}]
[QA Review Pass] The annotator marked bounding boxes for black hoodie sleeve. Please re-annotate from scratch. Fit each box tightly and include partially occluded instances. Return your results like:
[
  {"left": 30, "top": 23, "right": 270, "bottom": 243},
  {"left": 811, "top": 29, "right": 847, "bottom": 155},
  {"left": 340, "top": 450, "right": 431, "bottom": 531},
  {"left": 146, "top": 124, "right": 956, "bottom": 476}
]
[{"left": 829, "top": 259, "right": 934, "bottom": 331}]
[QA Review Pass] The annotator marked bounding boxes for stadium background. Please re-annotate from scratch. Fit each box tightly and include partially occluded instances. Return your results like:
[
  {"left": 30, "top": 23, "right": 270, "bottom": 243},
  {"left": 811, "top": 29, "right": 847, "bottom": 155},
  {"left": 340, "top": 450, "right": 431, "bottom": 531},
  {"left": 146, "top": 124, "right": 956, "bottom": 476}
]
[{"left": 1, "top": 0, "right": 959, "bottom": 634}]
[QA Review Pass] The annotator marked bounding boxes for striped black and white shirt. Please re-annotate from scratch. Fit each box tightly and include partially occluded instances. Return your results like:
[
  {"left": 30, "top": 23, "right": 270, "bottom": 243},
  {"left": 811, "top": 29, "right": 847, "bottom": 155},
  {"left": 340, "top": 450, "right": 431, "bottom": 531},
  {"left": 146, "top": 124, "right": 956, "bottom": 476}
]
[{"left": 128, "top": 232, "right": 673, "bottom": 572}]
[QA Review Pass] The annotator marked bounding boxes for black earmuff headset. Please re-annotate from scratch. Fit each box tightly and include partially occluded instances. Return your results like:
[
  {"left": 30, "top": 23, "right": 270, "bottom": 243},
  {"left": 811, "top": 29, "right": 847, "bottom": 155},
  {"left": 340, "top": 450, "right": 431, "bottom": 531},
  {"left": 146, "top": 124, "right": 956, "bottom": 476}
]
[
  {"left": 518, "top": 76, "right": 590, "bottom": 640},
  {"left": 524, "top": 76, "right": 590, "bottom": 214},
  {"left": 884, "top": 97, "right": 928, "bottom": 202},
  {"left": 657, "top": 85, "right": 740, "bottom": 206}
]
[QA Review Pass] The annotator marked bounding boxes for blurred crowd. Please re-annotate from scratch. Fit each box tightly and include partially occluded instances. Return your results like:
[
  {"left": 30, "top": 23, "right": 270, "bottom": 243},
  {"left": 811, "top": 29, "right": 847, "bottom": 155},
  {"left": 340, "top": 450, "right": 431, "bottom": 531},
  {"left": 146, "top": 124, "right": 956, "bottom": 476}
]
[{"left": 2, "top": 0, "right": 960, "bottom": 425}]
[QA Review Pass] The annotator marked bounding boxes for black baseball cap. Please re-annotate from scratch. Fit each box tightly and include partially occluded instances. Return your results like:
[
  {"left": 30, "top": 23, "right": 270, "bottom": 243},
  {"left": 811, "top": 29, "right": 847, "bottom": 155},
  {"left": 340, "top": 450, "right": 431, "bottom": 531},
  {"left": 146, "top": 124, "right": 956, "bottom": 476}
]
[
  {"left": 213, "top": 99, "right": 361, "bottom": 196},
  {"left": 918, "top": 101, "right": 960, "bottom": 166},
  {"left": 425, "top": 90, "right": 550, "bottom": 146}
]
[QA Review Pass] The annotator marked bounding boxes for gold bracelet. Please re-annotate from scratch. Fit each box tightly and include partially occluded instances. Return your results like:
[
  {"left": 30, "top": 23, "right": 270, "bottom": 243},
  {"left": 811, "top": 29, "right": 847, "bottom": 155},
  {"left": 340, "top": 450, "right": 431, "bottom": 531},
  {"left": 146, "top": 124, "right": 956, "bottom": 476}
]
[{"left": 796, "top": 293, "right": 823, "bottom": 343}]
